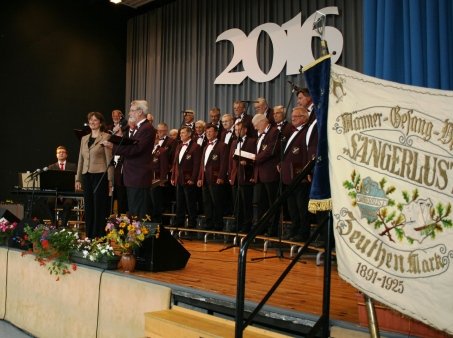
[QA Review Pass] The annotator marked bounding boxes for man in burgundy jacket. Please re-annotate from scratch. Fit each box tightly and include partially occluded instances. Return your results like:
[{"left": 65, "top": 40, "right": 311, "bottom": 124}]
[
  {"left": 197, "top": 124, "right": 228, "bottom": 230},
  {"left": 219, "top": 113, "right": 236, "bottom": 216},
  {"left": 229, "top": 122, "right": 256, "bottom": 233},
  {"left": 280, "top": 106, "right": 317, "bottom": 242},
  {"left": 233, "top": 100, "right": 255, "bottom": 137},
  {"left": 273, "top": 105, "right": 294, "bottom": 139},
  {"left": 171, "top": 126, "right": 201, "bottom": 229},
  {"left": 103, "top": 100, "right": 156, "bottom": 220},
  {"left": 156, "top": 122, "right": 177, "bottom": 213},
  {"left": 150, "top": 134, "right": 170, "bottom": 223},
  {"left": 252, "top": 114, "right": 281, "bottom": 236}
]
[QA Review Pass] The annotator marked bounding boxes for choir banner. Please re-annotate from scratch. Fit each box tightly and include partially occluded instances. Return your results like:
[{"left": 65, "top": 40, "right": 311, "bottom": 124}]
[{"left": 328, "top": 64, "right": 453, "bottom": 333}]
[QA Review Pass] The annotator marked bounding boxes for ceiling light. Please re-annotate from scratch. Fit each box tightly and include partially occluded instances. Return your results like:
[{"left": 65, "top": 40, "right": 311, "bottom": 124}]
[{"left": 110, "top": 0, "right": 122, "bottom": 4}]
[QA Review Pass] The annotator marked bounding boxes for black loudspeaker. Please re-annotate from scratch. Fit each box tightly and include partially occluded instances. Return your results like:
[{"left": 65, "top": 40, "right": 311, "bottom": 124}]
[
  {"left": 135, "top": 226, "right": 190, "bottom": 272},
  {"left": 0, "top": 207, "right": 21, "bottom": 224}
]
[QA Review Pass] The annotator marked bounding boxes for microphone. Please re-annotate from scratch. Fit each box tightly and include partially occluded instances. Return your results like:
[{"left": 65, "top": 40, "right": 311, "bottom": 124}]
[
  {"left": 110, "top": 118, "right": 128, "bottom": 135},
  {"left": 26, "top": 167, "right": 48, "bottom": 181},
  {"left": 288, "top": 81, "right": 302, "bottom": 92},
  {"left": 241, "top": 100, "right": 258, "bottom": 103}
]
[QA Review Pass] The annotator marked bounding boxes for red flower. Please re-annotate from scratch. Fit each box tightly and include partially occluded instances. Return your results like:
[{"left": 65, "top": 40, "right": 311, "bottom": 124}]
[{"left": 41, "top": 239, "right": 49, "bottom": 249}]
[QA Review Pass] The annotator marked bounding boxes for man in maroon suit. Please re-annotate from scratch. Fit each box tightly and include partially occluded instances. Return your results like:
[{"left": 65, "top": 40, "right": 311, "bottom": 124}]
[
  {"left": 254, "top": 97, "right": 275, "bottom": 126},
  {"left": 150, "top": 133, "right": 170, "bottom": 223},
  {"left": 220, "top": 113, "right": 236, "bottom": 215},
  {"left": 280, "top": 106, "right": 318, "bottom": 242},
  {"left": 197, "top": 124, "right": 228, "bottom": 230},
  {"left": 103, "top": 100, "right": 156, "bottom": 220},
  {"left": 194, "top": 120, "right": 208, "bottom": 148},
  {"left": 273, "top": 105, "right": 293, "bottom": 139},
  {"left": 181, "top": 109, "right": 196, "bottom": 130},
  {"left": 251, "top": 114, "right": 281, "bottom": 236},
  {"left": 233, "top": 100, "right": 255, "bottom": 137},
  {"left": 156, "top": 122, "right": 177, "bottom": 213},
  {"left": 171, "top": 126, "right": 201, "bottom": 229},
  {"left": 209, "top": 107, "right": 223, "bottom": 138},
  {"left": 229, "top": 122, "right": 256, "bottom": 233}
]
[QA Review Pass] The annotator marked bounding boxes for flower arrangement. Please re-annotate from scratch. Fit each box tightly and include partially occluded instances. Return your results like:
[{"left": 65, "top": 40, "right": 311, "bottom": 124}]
[
  {"left": 23, "top": 224, "right": 79, "bottom": 278},
  {"left": 104, "top": 214, "right": 154, "bottom": 253},
  {"left": 0, "top": 219, "right": 17, "bottom": 244},
  {"left": 76, "top": 237, "right": 115, "bottom": 262}
]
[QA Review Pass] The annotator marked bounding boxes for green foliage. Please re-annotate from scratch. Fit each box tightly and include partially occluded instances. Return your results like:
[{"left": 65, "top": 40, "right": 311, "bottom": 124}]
[{"left": 23, "top": 225, "right": 79, "bottom": 278}]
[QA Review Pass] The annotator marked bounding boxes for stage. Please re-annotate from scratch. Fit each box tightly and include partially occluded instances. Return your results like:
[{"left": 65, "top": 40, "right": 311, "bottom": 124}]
[{"left": 130, "top": 235, "right": 363, "bottom": 335}]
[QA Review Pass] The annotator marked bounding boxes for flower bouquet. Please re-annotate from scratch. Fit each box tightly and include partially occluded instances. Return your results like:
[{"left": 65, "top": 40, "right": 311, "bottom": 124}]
[
  {"left": 0, "top": 218, "right": 17, "bottom": 246},
  {"left": 104, "top": 214, "right": 154, "bottom": 254},
  {"left": 71, "top": 237, "right": 120, "bottom": 269},
  {"left": 104, "top": 214, "right": 158, "bottom": 272},
  {"left": 23, "top": 224, "right": 79, "bottom": 277}
]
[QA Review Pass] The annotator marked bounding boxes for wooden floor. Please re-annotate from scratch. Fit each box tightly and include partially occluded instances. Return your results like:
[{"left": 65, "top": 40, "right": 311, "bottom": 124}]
[{"left": 130, "top": 237, "right": 360, "bottom": 325}]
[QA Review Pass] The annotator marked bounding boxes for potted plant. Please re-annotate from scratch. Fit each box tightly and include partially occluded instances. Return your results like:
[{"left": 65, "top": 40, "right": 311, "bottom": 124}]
[
  {"left": 71, "top": 237, "right": 119, "bottom": 269},
  {"left": 23, "top": 224, "right": 79, "bottom": 278},
  {"left": 104, "top": 214, "right": 156, "bottom": 272},
  {"left": 0, "top": 219, "right": 17, "bottom": 246}
]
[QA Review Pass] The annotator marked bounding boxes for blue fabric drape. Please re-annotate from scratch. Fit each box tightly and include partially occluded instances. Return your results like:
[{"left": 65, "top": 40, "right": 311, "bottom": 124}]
[{"left": 364, "top": 0, "right": 453, "bottom": 90}]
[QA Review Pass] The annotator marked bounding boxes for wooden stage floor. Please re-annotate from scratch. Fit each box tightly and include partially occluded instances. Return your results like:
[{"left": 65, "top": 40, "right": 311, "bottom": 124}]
[{"left": 130, "top": 237, "right": 360, "bottom": 326}]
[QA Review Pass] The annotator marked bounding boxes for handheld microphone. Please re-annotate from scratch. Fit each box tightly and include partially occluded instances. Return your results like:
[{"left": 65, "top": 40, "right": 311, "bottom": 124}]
[{"left": 241, "top": 100, "right": 258, "bottom": 103}]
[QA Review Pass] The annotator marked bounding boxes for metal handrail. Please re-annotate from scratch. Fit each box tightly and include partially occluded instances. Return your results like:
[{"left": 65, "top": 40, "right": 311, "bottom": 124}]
[{"left": 234, "top": 157, "right": 317, "bottom": 337}]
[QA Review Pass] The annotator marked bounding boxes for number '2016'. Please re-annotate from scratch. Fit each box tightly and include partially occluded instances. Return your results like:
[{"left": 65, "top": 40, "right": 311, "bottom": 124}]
[{"left": 215, "top": 7, "right": 343, "bottom": 84}]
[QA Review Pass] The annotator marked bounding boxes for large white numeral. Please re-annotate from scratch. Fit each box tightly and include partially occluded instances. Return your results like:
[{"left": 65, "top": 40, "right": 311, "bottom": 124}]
[
  {"left": 215, "top": 28, "right": 249, "bottom": 85},
  {"left": 243, "top": 23, "right": 287, "bottom": 82},
  {"left": 214, "top": 7, "right": 343, "bottom": 85}
]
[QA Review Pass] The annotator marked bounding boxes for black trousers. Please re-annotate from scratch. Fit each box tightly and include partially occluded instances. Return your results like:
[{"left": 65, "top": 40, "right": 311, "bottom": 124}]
[
  {"left": 232, "top": 184, "right": 253, "bottom": 232},
  {"left": 47, "top": 197, "right": 74, "bottom": 226},
  {"left": 253, "top": 181, "right": 279, "bottom": 235},
  {"left": 286, "top": 181, "right": 312, "bottom": 239},
  {"left": 175, "top": 184, "right": 197, "bottom": 228},
  {"left": 202, "top": 183, "right": 224, "bottom": 230},
  {"left": 82, "top": 173, "right": 109, "bottom": 239},
  {"left": 126, "top": 187, "right": 151, "bottom": 220},
  {"left": 150, "top": 185, "right": 165, "bottom": 223},
  {"left": 114, "top": 184, "right": 128, "bottom": 214}
]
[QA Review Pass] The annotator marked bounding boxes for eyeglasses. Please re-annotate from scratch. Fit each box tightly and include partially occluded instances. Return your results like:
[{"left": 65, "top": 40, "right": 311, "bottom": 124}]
[{"left": 129, "top": 108, "right": 141, "bottom": 112}]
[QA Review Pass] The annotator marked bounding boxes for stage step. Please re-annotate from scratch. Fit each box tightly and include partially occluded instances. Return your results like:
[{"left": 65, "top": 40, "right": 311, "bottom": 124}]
[{"left": 145, "top": 306, "right": 291, "bottom": 338}]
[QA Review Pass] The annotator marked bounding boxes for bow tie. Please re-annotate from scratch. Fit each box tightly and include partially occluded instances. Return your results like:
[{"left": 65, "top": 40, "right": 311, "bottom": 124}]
[
  {"left": 182, "top": 142, "right": 189, "bottom": 147},
  {"left": 208, "top": 141, "right": 215, "bottom": 145}
]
